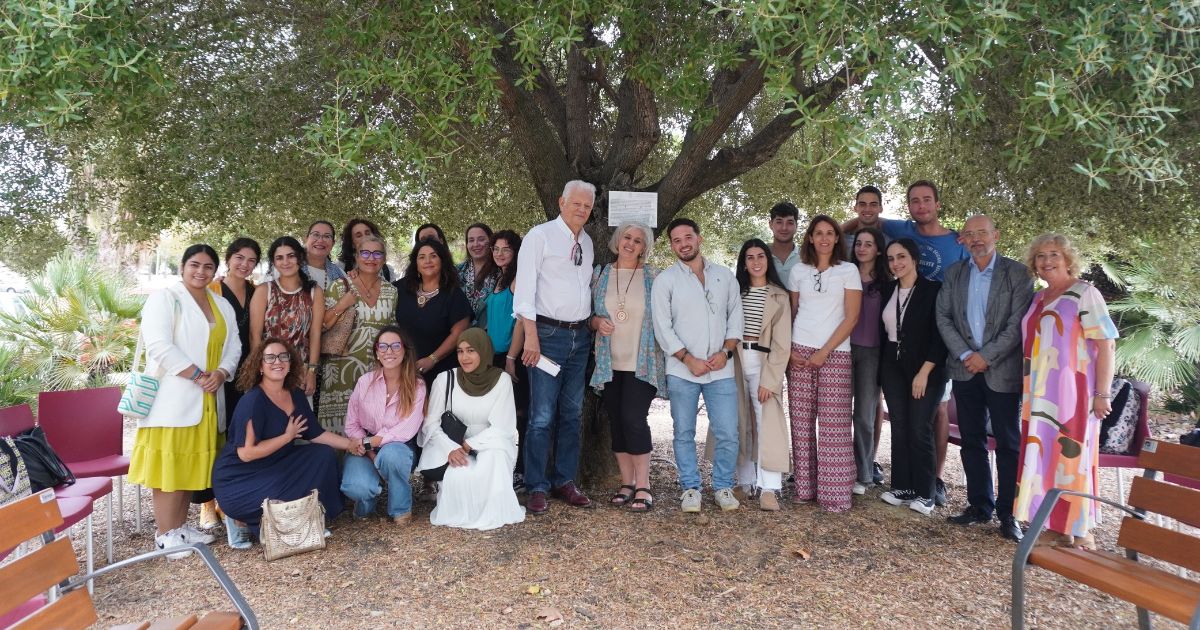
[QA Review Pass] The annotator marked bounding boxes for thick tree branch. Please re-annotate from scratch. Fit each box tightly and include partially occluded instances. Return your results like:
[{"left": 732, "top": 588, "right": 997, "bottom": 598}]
[
  {"left": 678, "top": 65, "right": 867, "bottom": 205},
  {"left": 564, "top": 28, "right": 602, "bottom": 175},
  {"left": 489, "top": 25, "right": 571, "bottom": 214},
  {"left": 598, "top": 76, "right": 660, "bottom": 187}
]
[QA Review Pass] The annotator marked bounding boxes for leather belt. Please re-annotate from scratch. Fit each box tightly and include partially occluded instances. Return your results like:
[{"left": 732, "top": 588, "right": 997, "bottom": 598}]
[
  {"left": 536, "top": 315, "right": 590, "bottom": 330},
  {"left": 741, "top": 342, "right": 770, "bottom": 353}
]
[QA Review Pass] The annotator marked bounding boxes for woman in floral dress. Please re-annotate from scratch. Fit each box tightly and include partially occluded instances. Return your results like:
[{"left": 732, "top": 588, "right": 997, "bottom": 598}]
[
  {"left": 317, "top": 235, "right": 398, "bottom": 434},
  {"left": 1014, "top": 234, "right": 1118, "bottom": 549}
]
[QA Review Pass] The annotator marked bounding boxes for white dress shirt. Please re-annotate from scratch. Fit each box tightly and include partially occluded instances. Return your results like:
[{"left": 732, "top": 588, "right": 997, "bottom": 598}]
[
  {"left": 651, "top": 258, "right": 743, "bottom": 383},
  {"left": 513, "top": 216, "right": 594, "bottom": 323}
]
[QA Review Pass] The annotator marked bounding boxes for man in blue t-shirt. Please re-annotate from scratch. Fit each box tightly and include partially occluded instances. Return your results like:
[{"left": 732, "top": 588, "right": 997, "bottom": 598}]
[{"left": 842, "top": 180, "right": 967, "bottom": 506}]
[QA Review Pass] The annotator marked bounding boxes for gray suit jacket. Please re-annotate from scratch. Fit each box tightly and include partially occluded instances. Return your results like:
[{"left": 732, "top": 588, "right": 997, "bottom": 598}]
[{"left": 935, "top": 254, "right": 1034, "bottom": 392}]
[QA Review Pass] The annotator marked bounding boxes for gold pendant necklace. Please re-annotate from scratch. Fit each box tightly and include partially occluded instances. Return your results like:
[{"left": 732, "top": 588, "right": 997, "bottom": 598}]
[{"left": 614, "top": 266, "right": 636, "bottom": 323}]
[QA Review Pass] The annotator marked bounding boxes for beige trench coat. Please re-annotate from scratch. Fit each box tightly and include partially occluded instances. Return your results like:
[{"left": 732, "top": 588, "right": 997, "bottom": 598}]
[{"left": 705, "top": 284, "right": 792, "bottom": 473}]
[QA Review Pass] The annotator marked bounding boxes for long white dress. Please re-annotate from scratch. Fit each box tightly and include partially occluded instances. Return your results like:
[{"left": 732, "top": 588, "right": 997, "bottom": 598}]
[{"left": 416, "top": 371, "right": 525, "bottom": 530}]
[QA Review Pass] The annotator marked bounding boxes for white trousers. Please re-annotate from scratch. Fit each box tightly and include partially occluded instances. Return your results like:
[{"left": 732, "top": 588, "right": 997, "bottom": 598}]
[{"left": 737, "top": 349, "right": 783, "bottom": 491}]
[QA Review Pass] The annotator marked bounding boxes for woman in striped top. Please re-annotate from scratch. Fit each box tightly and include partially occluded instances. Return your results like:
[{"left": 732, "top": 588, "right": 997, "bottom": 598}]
[{"left": 728, "top": 239, "right": 792, "bottom": 510}]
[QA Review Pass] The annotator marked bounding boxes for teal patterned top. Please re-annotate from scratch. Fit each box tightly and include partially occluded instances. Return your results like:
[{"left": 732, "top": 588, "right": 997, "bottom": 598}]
[{"left": 589, "top": 263, "right": 667, "bottom": 398}]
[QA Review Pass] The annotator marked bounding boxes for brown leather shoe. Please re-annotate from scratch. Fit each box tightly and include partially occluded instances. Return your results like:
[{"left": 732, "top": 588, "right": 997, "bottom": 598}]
[
  {"left": 527, "top": 491, "right": 549, "bottom": 515},
  {"left": 551, "top": 482, "right": 592, "bottom": 508}
]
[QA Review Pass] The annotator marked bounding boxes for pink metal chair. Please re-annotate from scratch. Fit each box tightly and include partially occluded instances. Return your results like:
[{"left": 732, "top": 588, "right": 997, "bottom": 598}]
[
  {"left": 1, "top": 403, "right": 108, "bottom": 575},
  {"left": 36, "top": 388, "right": 142, "bottom": 547}
]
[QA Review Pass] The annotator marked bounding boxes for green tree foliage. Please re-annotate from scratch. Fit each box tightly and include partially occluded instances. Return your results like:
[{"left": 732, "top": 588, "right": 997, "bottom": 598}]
[
  {"left": 1105, "top": 258, "right": 1200, "bottom": 415},
  {"left": 0, "top": 253, "right": 143, "bottom": 392}
]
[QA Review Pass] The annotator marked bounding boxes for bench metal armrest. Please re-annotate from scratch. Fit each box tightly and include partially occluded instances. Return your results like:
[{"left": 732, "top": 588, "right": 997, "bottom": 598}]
[{"left": 60, "top": 542, "right": 259, "bottom": 630}]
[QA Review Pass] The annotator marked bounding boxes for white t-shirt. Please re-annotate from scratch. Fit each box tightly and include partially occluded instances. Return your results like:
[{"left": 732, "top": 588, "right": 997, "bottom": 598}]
[{"left": 787, "top": 261, "right": 862, "bottom": 352}]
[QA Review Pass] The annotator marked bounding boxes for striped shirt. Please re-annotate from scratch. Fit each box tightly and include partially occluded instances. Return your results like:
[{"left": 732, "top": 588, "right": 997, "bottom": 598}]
[{"left": 742, "top": 286, "right": 768, "bottom": 338}]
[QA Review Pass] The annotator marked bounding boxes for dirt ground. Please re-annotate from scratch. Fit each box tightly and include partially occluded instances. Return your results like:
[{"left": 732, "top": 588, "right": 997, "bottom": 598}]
[{"left": 65, "top": 401, "right": 1197, "bottom": 629}]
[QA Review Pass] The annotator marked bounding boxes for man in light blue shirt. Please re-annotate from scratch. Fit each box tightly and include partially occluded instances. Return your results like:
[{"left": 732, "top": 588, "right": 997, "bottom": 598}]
[
  {"left": 651, "top": 218, "right": 743, "bottom": 513},
  {"left": 936, "top": 215, "right": 1034, "bottom": 541},
  {"left": 768, "top": 202, "right": 802, "bottom": 281}
]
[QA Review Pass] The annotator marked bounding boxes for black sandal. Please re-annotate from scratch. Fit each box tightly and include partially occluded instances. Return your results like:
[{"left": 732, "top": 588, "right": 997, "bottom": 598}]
[
  {"left": 628, "top": 488, "right": 654, "bottom": 513},
  {"left": 610, "top": 484, "right": 636, "bottom": 506}
]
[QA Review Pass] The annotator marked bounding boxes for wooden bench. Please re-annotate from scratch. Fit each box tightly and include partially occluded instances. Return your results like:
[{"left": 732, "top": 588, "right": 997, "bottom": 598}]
[
  {"left": 0, "top": 490, "right": 259, "bottom": 629},
  {"left": 1011, "top": 439, "right": 1200, "bottom": 629}
]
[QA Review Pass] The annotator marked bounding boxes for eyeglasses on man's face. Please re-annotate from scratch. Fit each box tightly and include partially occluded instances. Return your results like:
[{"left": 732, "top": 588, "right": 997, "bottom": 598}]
[{"left": 263, "top": 353, "right": 292, "bottom": 364}]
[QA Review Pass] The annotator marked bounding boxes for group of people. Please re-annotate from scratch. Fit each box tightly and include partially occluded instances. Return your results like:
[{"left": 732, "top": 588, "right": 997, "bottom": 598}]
[{"left": 126, "top": 178, "right": 1118, "bottom": 558}]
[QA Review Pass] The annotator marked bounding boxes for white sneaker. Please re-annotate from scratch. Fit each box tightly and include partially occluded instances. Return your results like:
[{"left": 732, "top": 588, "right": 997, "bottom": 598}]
[
  {"left": 909, "top": 496, "right": 935, "bottom": 516},
  {"left": 852, "top": 482, "right": 868, "bottom": 496},
  {"left": 177, "top": 525, "right": 216, "bottom": 545},
  {"left": 881, "top": 489, "right": 918, "bottom": 506},
  {"left": 680, "top": 488, "right": 702, "bottom": 513},
  {"left": 714, "top": 488, "right": 740, "bottom": 512},
  {"left": 155, "top": 529, "right": 192, "bottom": 560}
]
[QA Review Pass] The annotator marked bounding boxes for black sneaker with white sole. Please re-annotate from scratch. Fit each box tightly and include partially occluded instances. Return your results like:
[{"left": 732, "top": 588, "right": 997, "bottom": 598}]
[
  {"left": 871, "top": 462, "right": 884, "bottom": 486},
  {"left": 909, "top": 496, "right": 935, "bottom": 515},
  {"left": 880, "top": 489, "right": 918, "bottom": 506}
]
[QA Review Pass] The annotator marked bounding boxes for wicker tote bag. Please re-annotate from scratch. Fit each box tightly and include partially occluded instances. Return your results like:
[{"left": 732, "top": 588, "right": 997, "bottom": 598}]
[
  {"left": 320, "top": 278, "right": 358, "bottom": 357},
  {"left": 260, "top": 489, "right": 326, "bottom": 561},
  {"left": 0, "top": 436, "right": 32, "bottom": 507}
]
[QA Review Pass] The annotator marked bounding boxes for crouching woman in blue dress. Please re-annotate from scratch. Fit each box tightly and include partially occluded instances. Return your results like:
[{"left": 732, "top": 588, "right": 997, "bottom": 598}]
[{"left": 212, "top": 337, "right": 365, "bottom": 548}]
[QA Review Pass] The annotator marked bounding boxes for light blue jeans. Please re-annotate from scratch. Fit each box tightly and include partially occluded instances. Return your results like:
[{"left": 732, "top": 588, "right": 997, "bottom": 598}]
[
  {"left": 340, "top": 442, "right": 414, "bottom": 518},
  {"left": 667, "top": 375, "right": 739, "bottom": 491}
]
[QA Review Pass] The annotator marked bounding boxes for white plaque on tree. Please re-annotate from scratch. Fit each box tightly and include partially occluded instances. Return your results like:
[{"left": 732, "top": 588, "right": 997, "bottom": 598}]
[{"left": 607, "top": 191, "right": 658, "bottom": 227}]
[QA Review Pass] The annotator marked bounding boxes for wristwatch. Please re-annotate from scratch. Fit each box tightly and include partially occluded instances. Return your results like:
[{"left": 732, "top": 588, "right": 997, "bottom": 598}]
[
  {"left": 725, "top": 349, "right": 734, "bottom": 359},
  {"left": 361, "top": 437, "right": 374, "bottom": 452}
]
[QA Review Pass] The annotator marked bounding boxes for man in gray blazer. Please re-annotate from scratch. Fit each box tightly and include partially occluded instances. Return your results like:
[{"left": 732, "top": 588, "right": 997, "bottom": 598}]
[{"left": 936, "top": 215, "right": 1033, "bottom": 541}]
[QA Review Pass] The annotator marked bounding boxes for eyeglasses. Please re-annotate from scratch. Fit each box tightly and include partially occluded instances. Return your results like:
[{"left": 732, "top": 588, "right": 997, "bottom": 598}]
[
  {"left": 308, "top": 231, "right": 334, "bottom": 241},
  {"left": 960, "top": 230, "right": 993, "bottom": 240},
  {"left": 703, "top": 288, "right": 716, "bottom": 314},
  {"left": 375, "top": 342, "right": 404, "bottom": 353},
  {"left": 263, "top": 353, "right": 292, "bottom": 364},
  {"left": 813, "top": 271, "right": 826, "bottom": 293},
  {"left": 570, "top": 242, "right": 582, "bottom": 266},
  {"left": 359, "top": 251, "right": 385, "bottom": 261},
  {"left": 492, "top": 246, "right": 513, "bottom": 255}
]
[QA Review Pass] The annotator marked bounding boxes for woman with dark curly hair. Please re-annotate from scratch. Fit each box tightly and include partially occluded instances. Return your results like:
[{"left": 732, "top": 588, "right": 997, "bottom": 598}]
[
  {"left": 250, "top": 236, "right": 325, "bottom": 397},
  {"left": 213, "top": 338, "right": 364, "bottom": 549},
  {"left": 394, "top": 237, "right": 472, "bottom": 388}
]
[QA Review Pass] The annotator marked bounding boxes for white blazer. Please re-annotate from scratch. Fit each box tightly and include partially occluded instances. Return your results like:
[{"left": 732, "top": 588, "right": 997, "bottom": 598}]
[{"left": 139, "top": 281, "right": 241, "bottom": 430}]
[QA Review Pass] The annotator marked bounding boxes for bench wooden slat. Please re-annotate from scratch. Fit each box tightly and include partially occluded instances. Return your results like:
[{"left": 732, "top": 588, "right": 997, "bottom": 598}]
[
  {"left": 1029, "top": 546, "right": 1200, "bottom": 625},
  {"left": 1118, "top": 516, "right": 1200, "bottom": 574},
  {"left": 0, "top": 537, "right": 78, "bottom": 616},
  {"left": 1128, "top": 475, "right": 1200, "bottom": 528},
  {"left": 109, "top": 623, "right": 152, "bottom": 630},
  {"left": 0, "top": 491, "right": 62, "bottom": 552},
  {"left": 1138, "top": 439, "right": 1200, "bottom": 481},
  {"left": 11, "top": 589, "right": 96, "bottom": 630},
  {"left": 193, "top": 611, "right": 244, "bottom": 630},
  {"left": 144, "top": 615, "right": 199, "bottom": 629}
]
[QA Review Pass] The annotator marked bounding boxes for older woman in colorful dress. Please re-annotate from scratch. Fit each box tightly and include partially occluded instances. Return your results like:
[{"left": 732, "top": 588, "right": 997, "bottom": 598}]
[
  {"left": 589, "top": 221, "right": 666, "bottom": 512},
  {"left": 1014, "top": 234, "right": 1117, "bottom": 550},
  {"left": 128, "top": 244, "right": 240, "bottom": 557},
  {"left": 319, "top": 235, "right": 399, "bottom": 434},
  {"left": 416, "top": 328, "right": 524, "bottom": 530}
]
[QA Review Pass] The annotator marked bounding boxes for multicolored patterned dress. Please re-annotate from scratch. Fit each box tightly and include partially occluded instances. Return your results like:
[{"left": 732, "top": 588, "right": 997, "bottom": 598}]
[
  {"left": 317, "top": 280, "right": 398, "bottom": 434},
  {"left": 1014, "top": 280, "right": 1119, "bottom": 536},
  {"left": 263, "top": 280, "right": 314, "bottom": 360}
]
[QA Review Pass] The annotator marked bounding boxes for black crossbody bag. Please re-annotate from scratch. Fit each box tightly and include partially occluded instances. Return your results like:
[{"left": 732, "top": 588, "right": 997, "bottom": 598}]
[{"left": 420, "top": 370, "right": 471, "bottom": 481}]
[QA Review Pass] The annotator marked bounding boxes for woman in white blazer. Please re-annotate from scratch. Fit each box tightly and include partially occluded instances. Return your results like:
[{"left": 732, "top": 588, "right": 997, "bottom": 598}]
[{"left": 128, "top": 244, "right": 241, "bottom": 556}]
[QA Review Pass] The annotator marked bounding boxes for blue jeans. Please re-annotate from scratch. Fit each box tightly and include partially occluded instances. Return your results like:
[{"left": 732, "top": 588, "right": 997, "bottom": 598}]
[
  {"left": 340, "top": 442, "right": 414, "bottom": 518},
  {"left": 667, "top": 375, "right": 739, "bottom": 491},
  {"left": 523, "top": 321, "right": 592, "bottom": 494}
]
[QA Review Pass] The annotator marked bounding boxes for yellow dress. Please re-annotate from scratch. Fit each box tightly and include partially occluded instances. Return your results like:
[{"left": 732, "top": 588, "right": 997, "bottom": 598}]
[{"left": 129, "top": 293, "right": 226, "bottom": 492}]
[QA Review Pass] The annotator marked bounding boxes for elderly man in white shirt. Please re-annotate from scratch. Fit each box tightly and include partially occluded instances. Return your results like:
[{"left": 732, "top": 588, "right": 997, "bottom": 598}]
[
  {"left": 514, "top": 180, "right": 597, "bottom": 515},
  {"left": 651, "top": 218, "right": 743, "bottom": 513}
]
